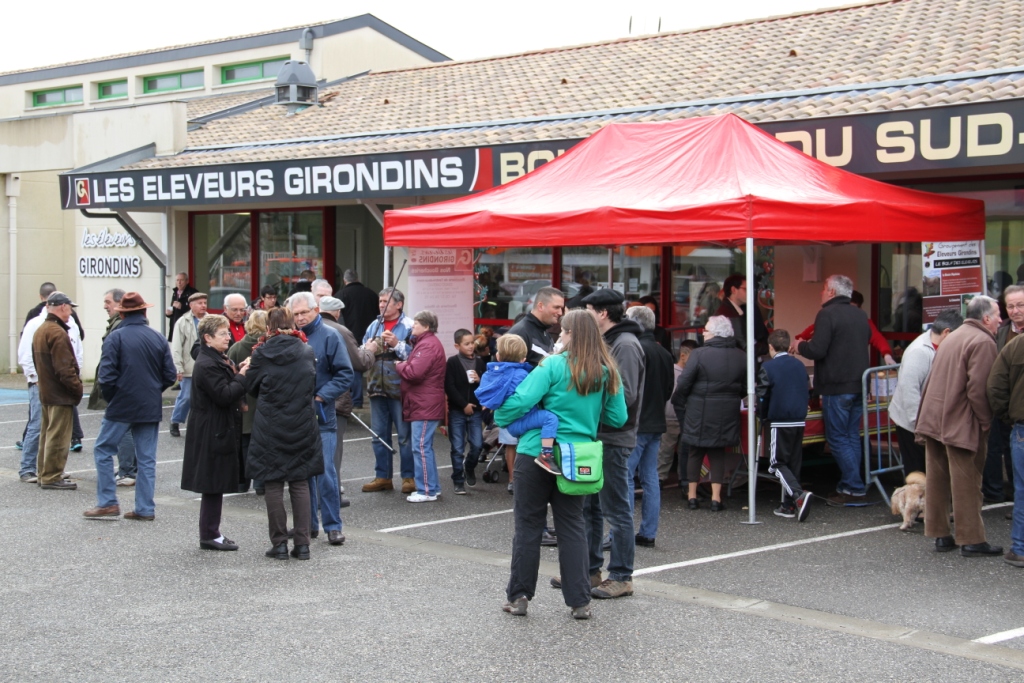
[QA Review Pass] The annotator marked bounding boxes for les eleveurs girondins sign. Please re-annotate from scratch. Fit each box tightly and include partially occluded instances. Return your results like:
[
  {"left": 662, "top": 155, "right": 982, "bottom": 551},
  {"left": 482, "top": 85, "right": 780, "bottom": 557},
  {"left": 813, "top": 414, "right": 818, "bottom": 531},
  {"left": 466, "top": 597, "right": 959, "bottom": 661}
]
[{"left": 61, "top": 99, "right": 1024, "bottom": 210}]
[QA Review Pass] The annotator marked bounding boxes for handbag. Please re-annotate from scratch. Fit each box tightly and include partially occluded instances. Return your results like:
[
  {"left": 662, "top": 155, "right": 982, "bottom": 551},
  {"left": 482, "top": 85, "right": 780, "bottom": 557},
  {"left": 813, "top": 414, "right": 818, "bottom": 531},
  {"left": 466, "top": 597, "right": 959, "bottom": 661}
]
[{"left": 555, "top": 439, "right": 604, "bottom": 496}]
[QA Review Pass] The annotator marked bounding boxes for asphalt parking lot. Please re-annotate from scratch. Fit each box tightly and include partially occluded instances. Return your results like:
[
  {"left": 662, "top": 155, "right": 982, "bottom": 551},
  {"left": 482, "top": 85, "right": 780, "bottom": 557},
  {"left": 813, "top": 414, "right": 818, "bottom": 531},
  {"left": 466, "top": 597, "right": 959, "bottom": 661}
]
[{"left": 2, "top": 384, "right": 1023, "bottom": 681}]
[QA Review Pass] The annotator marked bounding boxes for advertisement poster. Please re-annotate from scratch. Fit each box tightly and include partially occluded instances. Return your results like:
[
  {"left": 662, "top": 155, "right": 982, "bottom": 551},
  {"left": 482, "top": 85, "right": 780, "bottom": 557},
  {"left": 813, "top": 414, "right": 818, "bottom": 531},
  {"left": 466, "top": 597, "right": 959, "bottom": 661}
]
[
  {"left": 920, "top": 241, "right": 984, "bottom": 327},
  {"left": 407, "top": 248, "right": 476, "bottom": 356}
]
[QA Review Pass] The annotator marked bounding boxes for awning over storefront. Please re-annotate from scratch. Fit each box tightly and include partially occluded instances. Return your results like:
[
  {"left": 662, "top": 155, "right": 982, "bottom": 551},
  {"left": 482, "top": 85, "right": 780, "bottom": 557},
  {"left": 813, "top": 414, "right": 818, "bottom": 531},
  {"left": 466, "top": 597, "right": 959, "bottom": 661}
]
[{"left": 384, "top": 114, "right": 985, "bottom": 247}]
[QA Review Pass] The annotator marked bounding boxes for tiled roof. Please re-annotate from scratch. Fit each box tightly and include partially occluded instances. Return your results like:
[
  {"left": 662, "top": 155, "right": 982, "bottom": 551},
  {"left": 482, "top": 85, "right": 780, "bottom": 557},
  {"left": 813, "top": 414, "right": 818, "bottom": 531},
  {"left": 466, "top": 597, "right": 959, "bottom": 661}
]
[
  {"left": 185, "top": 88, "right": 274, "bottom": 121},
  {"left": 127, "top": 0, "right": 1024, "bottom": 170}
]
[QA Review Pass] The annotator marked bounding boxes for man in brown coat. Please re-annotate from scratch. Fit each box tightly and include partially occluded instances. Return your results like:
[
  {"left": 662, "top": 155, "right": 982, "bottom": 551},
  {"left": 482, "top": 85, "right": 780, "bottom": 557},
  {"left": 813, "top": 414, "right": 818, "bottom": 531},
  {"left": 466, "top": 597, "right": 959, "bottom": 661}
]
[
  {"left": 916, "top": 295, "right": 1002, "bottom": 557},
  {"left": 33, "top": 292, "right": 84, "bottom": 490}
]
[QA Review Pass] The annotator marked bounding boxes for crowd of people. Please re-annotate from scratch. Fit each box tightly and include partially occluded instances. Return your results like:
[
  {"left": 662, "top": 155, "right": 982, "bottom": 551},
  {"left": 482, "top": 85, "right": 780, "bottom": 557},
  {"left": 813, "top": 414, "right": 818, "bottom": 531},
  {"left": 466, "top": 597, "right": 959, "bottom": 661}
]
[{"left": 15, "top": 266, "right": 1024, "bottom": 619}]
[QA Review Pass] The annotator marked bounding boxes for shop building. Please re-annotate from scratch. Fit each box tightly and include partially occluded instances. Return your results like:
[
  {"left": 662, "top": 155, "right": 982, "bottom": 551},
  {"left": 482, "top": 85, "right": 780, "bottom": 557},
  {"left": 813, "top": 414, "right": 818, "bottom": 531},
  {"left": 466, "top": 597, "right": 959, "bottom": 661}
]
[{"left": 0, "top": 15, "right": 448, "bottom": 373}]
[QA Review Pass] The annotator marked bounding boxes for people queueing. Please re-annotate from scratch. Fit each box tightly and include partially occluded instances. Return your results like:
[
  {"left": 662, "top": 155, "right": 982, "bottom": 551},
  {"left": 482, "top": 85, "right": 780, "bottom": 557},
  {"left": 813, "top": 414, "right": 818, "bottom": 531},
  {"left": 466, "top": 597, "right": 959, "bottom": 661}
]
[
  {"left": 444, "top": 328, "right": 488, "bottom": 492},
  {"left": 287, "top": 292, "right": 353, "bottom": 545},
  {"left": 756, "top": 329, "right": 812, "bottom": 522},
  {"left": 180, "top": 314, "right": 249, "bottom": 550},
  {"left": 83, "top": 293, "right": 177, "bottom": 520},
  {"left": 581, "top": 288, "right": 645, "bottom": 600},
  {"left": 165, "top": 272, "right": 198, "bottom": 342},
  {"left": 792, "top": 274, "right": 871, "bottom": 506},
  {"left": 984, "top": 284, "right": 1024, "bottom": 503},
  {"left": 887, "top": 309, "right": 963, "bottom": 476},
  {"left": 715, "top": 273, "right": 769, "bottom": 356},
  {"left": 916, "top": 295, "right": 1003, "bottom": 557},
  {"left": 624, "top": 305, "right": 675, "bottom": 547},
  {"left": 169, "top": 292, "right": 207, "bottom": 438},
  {"left": 227, "top": 309, "right": 269, "bottom": 495},
  {"left": 361, "top": 288, "right": 416, "bottom": 495},
  {"left": 395, "top": 311, "right": 447, "bottom": 502}
]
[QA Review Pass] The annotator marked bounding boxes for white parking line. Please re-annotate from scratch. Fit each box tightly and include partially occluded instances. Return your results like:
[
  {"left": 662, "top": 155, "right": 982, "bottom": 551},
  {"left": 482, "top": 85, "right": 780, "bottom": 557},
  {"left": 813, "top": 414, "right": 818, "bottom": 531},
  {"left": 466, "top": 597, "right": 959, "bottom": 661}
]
[
  {"left": 974, "top": 626, "right": 1024, "bottom": 644},
  {"left": 379, "top": 509, "right": 514, "bottom": 533}
]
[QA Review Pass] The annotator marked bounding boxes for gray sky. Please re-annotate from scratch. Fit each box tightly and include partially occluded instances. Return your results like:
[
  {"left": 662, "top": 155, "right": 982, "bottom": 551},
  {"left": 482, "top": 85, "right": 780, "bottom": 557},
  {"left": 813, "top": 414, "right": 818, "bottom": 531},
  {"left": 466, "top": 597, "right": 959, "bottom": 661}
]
[{"left": 2, "top": 0, "right": 856, "bottom": 72}]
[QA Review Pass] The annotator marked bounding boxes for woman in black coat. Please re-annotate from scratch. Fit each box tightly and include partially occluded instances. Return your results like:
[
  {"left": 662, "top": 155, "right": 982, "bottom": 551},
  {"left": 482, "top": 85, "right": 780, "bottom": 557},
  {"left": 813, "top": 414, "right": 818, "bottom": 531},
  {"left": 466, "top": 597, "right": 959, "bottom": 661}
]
[
  {"left": 245, "top": 307, "right": 323, "bottom": 561},
  {"left": 672, "top": 315, "right": 746, "bottom": 511},
  {"left": 180, "top": 314, "right": 249, "bottom": 550}
]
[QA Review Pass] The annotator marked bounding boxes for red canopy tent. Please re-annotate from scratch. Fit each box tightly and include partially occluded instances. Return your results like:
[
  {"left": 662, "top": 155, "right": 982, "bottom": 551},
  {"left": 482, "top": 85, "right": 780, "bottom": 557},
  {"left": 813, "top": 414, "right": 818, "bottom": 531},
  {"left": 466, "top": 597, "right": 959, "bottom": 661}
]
[{"left": 384, "top": 113, "right": 985, "bottom": 521}]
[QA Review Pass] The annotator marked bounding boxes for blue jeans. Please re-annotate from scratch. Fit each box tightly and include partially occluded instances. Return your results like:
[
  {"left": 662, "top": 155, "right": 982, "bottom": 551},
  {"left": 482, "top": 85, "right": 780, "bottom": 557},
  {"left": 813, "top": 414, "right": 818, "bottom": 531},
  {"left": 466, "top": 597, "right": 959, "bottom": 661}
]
[
  {"left": 309, "top": 429, "right": 341, "bottom": 533},
  {"left": 822, "top": 393, "right": 865, "bottom": 495},
  {"left": 507, "top": 407, "right": 559, "bottom": 440},
  {"left": 170, "top": 377, "right": 192, "bottom": 424},
  {"left": 20, "top": 384, "right": 41, "bottom": 477},
  {"left": 411, "top": 420, "right": 441, "bottom": 496},
  {"left": 1011, "top": 425, "right": 1024, "bottom": 556},
  {"left": 448, "top": 409, "right": 482, "bottom": 484},
  {"left": 370, "top": 396, "right": 413, "bottom": 480},
  {"left": 628, "top": 432, "right": 662, "bottom": 539},
  {"left": 93, "top": 420, "right": 159, "bottom": 516},
  {"left": 585, "top": 443, "right": 635, "bottom": 582}
]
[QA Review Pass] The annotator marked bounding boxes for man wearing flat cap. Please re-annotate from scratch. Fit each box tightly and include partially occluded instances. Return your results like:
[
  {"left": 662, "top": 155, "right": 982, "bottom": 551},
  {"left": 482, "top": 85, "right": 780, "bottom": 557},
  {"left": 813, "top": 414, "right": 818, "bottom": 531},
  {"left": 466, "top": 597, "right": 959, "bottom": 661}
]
[
  {"left": 84, "top": 293, "right": 177, "bottom": 519},
  {"left": 582, "top": 287, "right": 646, "bottom": 600},
  {"left": 169, "top": 292, "right": 207, "bottom": 437},
  {"left": 32, "top": 292, "right": 84, "bottom": 490}
]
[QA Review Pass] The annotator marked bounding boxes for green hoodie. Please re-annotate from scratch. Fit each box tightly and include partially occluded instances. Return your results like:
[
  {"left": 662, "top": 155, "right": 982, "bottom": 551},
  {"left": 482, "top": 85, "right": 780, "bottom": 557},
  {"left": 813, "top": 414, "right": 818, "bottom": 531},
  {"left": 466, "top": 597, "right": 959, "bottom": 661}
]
[{"left": 495, "top": 353, "right": 627, "bottom": 457}]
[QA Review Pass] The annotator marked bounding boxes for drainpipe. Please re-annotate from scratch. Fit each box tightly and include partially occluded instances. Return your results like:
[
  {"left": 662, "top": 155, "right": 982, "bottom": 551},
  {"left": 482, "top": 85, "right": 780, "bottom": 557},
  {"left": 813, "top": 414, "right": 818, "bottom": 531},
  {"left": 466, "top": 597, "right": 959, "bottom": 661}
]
[{"left": 7, "top": 174, "right": 21, "bottom": 374}]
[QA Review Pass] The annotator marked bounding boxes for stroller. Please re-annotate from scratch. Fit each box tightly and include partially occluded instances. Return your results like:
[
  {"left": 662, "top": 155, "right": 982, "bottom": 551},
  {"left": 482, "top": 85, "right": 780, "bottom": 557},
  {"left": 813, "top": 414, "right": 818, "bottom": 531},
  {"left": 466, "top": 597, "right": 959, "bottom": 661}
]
[{"left": 479, "top": 423, "right": 509, "bottom": 483}]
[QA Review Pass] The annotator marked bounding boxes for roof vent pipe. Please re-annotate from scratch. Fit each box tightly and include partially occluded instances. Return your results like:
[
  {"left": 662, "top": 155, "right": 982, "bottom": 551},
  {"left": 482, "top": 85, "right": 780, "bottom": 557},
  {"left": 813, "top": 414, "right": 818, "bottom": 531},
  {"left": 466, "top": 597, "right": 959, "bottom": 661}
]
[
  {"left": 299, "top": 27, "right": 315, "bottom": 63},
  {"left": 274, "top": 60, "right": 318, "bottom": 115}
]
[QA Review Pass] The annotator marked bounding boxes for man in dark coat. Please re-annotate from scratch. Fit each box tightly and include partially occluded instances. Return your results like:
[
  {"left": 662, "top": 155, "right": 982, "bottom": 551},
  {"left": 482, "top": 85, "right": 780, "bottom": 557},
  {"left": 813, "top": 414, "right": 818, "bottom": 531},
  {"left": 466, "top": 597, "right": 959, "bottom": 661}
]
[
  {"left": 83, "top": 293, "right": 177, "bottom": 519},
  {"left": 715, "top": 273, "right": 768, "bottom": 357},
  {"left": 165, "top": 272, "right": 198, "bottom": 342},
  {"left": 624, "top": 305, "right": 675, "bottom": 546},
  {"left": 338, "top": 269, "right": 379, "bottom": 408},
  {"left": 794, "top": 274, "right": 871, "bottom": 505},
  {"left": 33, "top": 291, "right": 84, "bottom": 490}
]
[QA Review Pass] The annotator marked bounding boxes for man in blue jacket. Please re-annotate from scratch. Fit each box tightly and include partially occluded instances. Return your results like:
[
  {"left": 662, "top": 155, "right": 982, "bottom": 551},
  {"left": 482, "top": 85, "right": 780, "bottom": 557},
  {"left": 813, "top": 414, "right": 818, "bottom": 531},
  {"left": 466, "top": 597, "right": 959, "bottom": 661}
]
[
  {"left": 288, "top": 291, "right": 354, "bottom": 546},
  {"left": 83, "top": 293, "right": 177, "bottom": 520}
]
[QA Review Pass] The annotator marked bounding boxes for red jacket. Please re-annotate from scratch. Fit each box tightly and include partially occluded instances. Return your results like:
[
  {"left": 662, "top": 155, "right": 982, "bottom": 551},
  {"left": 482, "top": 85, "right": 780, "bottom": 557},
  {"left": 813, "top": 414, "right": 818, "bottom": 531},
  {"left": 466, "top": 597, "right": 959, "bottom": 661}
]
[{"left": 395, "top": 330, "right": 447, "bottom": 421}]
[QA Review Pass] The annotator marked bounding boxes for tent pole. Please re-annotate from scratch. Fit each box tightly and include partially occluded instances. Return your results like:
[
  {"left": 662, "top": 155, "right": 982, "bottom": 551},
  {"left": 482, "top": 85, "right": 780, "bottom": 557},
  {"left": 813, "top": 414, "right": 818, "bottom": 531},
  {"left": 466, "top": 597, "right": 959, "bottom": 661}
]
[
  {"left": 607, "top": 248, "right": 614, "bottom": 288},
  {"left": 743, "top": 237, "right": 760, "bottom": 525},
  {"left": 384, "top": 246, "right": 392, "bottom": 287}
]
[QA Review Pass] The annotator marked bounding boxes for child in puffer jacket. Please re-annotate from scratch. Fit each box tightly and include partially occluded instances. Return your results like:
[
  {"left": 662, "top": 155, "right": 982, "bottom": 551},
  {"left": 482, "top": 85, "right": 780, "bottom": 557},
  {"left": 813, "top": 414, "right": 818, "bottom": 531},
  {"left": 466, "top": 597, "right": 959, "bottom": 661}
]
[{"left": 474, "top": 334, "right": 561, "bottom": 475}]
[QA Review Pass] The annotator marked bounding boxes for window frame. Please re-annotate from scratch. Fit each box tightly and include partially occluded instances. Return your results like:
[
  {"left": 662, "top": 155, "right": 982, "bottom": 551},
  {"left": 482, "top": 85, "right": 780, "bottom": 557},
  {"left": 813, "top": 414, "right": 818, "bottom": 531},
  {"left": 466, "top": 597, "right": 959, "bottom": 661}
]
[
  {"left": 31, "top": 85, "right": 84, "bottom": 107},
  {"left": 220, "top": 56, "right": 289, "bottom": 85},
  {"left": 97, "top": 79, "right": 128, "bottom": 100},
  {"left": 142, "top": 69, "right": 204, "bottom": 94}
]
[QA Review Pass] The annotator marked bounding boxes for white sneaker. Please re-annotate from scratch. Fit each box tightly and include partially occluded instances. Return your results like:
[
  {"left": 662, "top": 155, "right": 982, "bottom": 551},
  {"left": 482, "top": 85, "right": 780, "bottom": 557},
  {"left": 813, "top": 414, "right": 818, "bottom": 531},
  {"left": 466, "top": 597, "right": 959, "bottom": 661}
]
[
  {"left": 406, "top": 492, "right": 438, "bottom": 503},
  {"left": 116, "top": 477, "right": 136, "bottom": 487},
  {"left": 339, "top": 485, "right": 345, "bottom": 494}
]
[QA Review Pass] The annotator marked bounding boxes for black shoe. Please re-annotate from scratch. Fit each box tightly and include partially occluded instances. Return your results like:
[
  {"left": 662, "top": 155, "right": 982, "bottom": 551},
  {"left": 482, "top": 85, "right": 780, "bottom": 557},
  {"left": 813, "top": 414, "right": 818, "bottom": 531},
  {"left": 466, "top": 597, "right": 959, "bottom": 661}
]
[
  {"left": 339, "top": 496, "right": 351, "bottom": 508},
  {"left": 541, "top": 529, "right": 558, "bottom": 547},
  {"left": 40, "top": 480, "right": 77, "bottom": 490},
  {"left": 710, "top": 500, "right": 726, "bottom": 512},
  {"left": 255, "top": 487, "right": 265, "bottom": 495},
  {"left": 635, "top": 534, "right": 655, "bottom": 547},
  {"left": 290, "top": 544, "right": 310, "bottom": 560},
  {"left": 465, "top": 468, "right": 477, "bottom": 487},
  {"left": 454, "top": 483, "right": 467, "bottom": 495},
  {"left": 934, "top": 535, "right": 958, "bottom": 552},
  {"left": 961, "top": 542, "right": 1003, "bottom": 557},
  {"left": 328, "top": 530, "right": 345, "bottom": 546},
  {"left": 796, "top": 491, "right": 813, "bottom": 523},
  {"left": 265, "top": 542, "right": 288, "bottom": 560},
  {"left": 200, "top": 538, "right": 238, "bottom": 551},
  {"left": 70, "top": 438, "right": 83, "bottom": 452},
  {"left": 602, "top": 535, "right": 612, "bottom": 551},
  {"left": 169, "top": 423, "right": 180, "bottom": 437},
  {"left": 687, "top": 498, "right": 699, "bottom": 510}
]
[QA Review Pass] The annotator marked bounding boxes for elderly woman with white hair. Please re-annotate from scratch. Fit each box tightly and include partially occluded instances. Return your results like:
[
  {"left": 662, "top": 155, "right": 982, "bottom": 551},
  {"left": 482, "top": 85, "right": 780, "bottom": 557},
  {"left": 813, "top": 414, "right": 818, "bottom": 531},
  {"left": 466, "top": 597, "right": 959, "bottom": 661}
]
[{"left": 670, "top": 314, "right": 747, "bottom": 511}]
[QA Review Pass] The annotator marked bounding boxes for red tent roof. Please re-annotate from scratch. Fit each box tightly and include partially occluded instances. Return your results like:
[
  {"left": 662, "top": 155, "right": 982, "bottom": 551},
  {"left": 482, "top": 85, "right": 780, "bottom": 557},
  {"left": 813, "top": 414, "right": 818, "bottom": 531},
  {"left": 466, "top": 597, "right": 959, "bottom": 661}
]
[{"left": 384, "top": 114, "right": 984, "bottom": 247}]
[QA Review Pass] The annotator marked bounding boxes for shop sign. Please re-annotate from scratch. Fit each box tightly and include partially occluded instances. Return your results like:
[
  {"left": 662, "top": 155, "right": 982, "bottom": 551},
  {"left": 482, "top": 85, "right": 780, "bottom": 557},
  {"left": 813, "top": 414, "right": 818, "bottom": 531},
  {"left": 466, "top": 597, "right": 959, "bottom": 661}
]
[
  {"left": 78, "top": 226, "right": 142, "bottom": 278},
  {"left": 920, "top": 240, "right": 983, "bottom": 326}
]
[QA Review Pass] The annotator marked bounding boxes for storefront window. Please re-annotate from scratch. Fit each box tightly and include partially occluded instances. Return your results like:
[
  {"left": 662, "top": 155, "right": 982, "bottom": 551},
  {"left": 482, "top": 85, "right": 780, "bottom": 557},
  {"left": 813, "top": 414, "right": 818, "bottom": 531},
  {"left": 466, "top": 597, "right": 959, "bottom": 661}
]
[
  {"left": 192, "top": 213, "right": 251, "bottom": 310},
  {"left": 258, "top": 211, "right": 325, "bottom": 300},
  {"left": 669, "top": 246, "right": 745, "bottom": 328},
  {"left": 475, "top": 247, "right": 552, "bottom": 320}
]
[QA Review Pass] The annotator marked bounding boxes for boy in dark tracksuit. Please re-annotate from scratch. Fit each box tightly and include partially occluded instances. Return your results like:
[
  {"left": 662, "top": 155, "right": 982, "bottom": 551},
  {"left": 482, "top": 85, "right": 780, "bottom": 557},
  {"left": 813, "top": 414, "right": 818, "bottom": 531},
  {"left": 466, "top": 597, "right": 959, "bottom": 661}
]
[
  {"left": 756, "top": 329, "right": 812, "bottom": 522},
  {"left": 445, "top": 329, "right": 488, "bottom": 492}
]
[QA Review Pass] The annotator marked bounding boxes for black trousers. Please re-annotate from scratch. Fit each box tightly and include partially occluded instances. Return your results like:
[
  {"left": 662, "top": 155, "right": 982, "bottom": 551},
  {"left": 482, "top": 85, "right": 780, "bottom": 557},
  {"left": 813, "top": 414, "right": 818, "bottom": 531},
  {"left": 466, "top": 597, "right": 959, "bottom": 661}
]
[
  {"left": 265, "top": 480, "right": 311, "bottom": 546},
  {"left": 765, "top": 423, "right": 805, "bottom": 505},
  {"left": 895, "top": 425, "right": 926, "bottom": 476},
  {"left": 687, "top": 447, "right": 728, "bottom": 484},
  {"left": 507, "top": 452, "right": 590, "bottom": 608},
  {"left": 199, "top": 493, "right": 223, "bottom": 541}
]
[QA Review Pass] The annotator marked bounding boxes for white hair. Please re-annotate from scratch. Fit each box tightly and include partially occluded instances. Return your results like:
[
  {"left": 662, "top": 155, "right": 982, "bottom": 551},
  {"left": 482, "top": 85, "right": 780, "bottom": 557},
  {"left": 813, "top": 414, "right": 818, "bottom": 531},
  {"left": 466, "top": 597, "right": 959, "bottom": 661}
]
[
  {"left": 310, "top": 279, "right": 332, "bottom": 295},
  {"left": 285, "top": 291, "right": 318, "bottom": 310},
  {"left": 625, "top": 305, "right": 655, "bottom": 331},
  {"left": 704, "top": 315, "right": 734, "bottom": 339},
  {"left": 224, "top": 293, "right": 247, "bottom": 308},
  {"left": 826, "top": 274, "right": 854, "bottom": 298}
]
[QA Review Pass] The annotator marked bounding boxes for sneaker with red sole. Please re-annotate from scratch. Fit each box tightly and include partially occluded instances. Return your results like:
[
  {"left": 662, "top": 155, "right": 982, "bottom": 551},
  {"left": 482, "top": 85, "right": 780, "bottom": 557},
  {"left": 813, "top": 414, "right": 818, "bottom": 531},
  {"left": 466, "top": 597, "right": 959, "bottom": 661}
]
[{"left": 535, "top": 452, "right": 560, "bottom": 475}]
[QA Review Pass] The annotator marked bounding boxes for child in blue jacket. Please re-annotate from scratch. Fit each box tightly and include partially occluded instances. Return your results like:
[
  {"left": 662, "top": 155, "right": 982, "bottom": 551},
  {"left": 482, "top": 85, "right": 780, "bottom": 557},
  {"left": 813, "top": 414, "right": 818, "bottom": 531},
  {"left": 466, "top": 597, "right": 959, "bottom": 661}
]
[{"left": 475, "top": 333, "right": 560, "bottom": 474}]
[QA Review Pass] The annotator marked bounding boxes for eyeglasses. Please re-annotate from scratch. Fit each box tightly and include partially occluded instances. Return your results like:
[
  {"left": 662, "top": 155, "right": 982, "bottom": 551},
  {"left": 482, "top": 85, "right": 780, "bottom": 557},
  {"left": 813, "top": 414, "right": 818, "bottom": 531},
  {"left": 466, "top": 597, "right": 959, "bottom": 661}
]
[{"left": 1007, "top": 303, "right": 1024, "bottom": 311}]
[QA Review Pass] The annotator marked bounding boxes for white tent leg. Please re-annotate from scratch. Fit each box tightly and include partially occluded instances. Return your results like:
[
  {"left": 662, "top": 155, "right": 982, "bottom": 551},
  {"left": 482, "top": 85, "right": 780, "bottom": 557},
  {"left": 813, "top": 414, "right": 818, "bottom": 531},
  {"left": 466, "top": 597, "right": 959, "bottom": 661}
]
[{"left": 744, "top": 237, "right": 760, "bottom": 524}]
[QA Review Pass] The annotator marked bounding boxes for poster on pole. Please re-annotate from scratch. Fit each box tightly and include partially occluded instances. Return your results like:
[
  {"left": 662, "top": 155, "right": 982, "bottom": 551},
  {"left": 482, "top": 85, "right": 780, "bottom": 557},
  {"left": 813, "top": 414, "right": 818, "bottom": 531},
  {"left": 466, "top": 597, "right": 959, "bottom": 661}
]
[
  {"left": 407, "top": 248, "right": 476, "bottom": 356},
  {"left": 920, "top": 241, "right": 984, "bottom": 327}
]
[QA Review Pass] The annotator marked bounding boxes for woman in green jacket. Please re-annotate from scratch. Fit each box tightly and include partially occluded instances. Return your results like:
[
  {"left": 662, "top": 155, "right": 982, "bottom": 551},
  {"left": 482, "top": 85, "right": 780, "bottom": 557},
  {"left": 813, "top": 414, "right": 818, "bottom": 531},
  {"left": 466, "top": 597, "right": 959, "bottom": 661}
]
[{"left": 496, "top": 308, "right": 626, "bottom": 620}]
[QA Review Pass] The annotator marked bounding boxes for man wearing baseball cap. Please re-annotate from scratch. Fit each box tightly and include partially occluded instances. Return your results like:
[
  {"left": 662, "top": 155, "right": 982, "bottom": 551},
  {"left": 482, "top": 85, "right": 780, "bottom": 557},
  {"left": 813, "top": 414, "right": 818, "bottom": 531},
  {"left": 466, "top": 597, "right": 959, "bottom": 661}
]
[
  {"left": 32, "top": 292, "right": 83, "bottom": 490},
  {"left": 84, "top": 292, "right": 177, "bottom": 520}
]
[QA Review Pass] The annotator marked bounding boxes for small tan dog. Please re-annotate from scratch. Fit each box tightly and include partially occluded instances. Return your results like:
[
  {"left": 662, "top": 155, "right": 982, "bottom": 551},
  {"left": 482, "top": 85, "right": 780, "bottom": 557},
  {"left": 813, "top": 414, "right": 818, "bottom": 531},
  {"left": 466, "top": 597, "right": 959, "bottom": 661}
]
[{"left": 891, "top": 471, "right": 926, "bottom": 531}]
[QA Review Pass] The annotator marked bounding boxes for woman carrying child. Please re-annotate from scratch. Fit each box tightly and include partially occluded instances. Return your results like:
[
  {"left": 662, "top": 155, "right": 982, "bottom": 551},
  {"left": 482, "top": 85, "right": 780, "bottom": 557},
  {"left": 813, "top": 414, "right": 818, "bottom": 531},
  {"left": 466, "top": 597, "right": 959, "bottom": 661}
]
[{"left": 495, "top": 309, "right": 627, "bottom": 620}]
